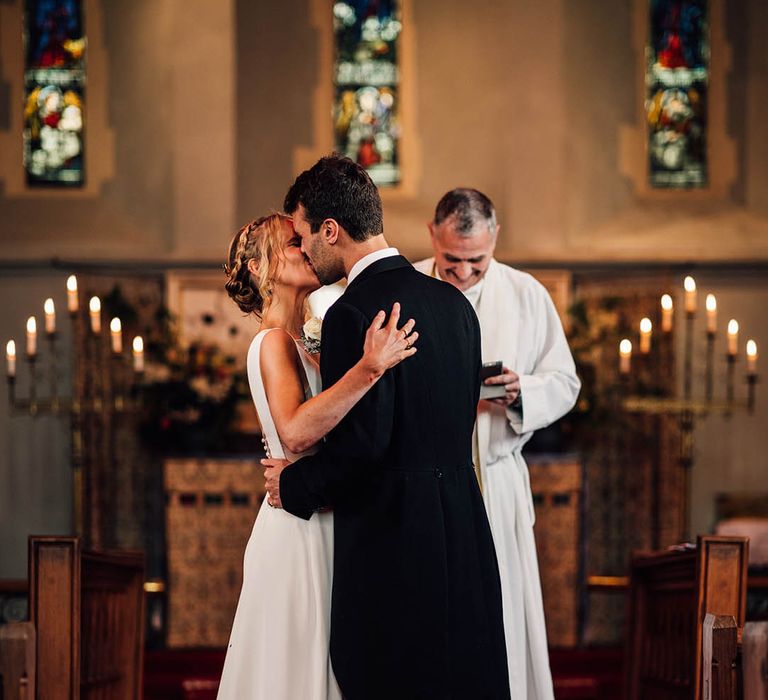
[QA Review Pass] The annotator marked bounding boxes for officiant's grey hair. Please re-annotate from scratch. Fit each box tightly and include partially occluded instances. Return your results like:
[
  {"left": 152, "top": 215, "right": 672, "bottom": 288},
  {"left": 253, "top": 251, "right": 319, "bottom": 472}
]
[{"left": 433, "top": 188, "right": 497, "bottom": 238}]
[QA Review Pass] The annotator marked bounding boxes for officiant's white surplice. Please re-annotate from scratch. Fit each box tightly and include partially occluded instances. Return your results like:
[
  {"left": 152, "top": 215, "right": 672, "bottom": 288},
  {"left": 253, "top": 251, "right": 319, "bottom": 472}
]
[{"left": 415, "top": 257, "right": 581, "bottom": 700}]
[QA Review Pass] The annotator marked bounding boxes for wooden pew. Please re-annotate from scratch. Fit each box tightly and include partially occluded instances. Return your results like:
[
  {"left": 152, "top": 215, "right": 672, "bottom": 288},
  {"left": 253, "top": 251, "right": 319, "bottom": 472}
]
[
  {"left": 0, "top": 536, "right": 144, "bottom": 700},
  {"left": 0, "top": 621, "right": 35, "bottom": 700},
  {"left": 701, "top": 614, "right": 738, "bottom": 700},
  {"left": 626, "top": 535, "right": 749, "bottom": 700}
]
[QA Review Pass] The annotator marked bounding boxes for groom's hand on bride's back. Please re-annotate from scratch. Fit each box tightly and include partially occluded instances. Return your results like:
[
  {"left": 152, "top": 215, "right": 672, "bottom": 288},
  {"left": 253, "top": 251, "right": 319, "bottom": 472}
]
[{"left": 262, "top": 458, "right": 290, "bottom": 509}]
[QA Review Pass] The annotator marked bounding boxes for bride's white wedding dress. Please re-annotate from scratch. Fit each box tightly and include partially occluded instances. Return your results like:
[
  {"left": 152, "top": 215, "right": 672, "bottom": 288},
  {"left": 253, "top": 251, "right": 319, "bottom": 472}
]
[{"left": 217, "top": 328, "right": 342, "bottom": 700}]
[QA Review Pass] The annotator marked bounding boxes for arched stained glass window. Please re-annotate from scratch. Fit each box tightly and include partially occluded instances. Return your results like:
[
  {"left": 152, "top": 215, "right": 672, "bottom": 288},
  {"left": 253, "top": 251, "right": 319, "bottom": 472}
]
[
  {"left": 23, "top": 0, "right": 86, "bottom": 187},
  {"left": 646, "top": 0, "right": 708, "bottom": 189},
  {"left": 333, "top": 1, "right": 401, "bottom": 186}
]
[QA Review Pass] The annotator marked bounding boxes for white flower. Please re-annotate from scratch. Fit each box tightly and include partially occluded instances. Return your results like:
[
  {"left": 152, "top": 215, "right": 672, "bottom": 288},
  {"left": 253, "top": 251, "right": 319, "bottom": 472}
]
[
  {"left": 303, "top": 317, "right": 322, "bottom": 341},
  {"left": 301, "top": 317, "right": 322, "bottom": 355}
]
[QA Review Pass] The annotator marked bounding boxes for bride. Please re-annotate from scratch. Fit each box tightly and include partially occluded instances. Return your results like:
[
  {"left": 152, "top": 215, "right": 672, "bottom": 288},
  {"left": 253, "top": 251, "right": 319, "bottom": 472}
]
[{"left": 217, "top": 213, "right": 418, "bottom": 699}]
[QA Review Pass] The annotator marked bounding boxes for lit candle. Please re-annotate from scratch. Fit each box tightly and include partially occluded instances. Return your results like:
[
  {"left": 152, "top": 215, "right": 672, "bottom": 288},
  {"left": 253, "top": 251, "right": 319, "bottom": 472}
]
[
  {"left": 89, "top": 296, "right": 102, "bottom": 334},
  {"left": 110, "top": 318, "right": 123, "bottom": 354},
  {"left": 6, "top": 340, "right": 16, "bottom": 377},
  {"left": 66, "top": 275, "right": 78, "bottom": 314},
  {"left": 746, "top": 340, "right": 758, "bottom": 375},
  {"left": 661, "top": 294, "right": 673, "bottom": 333},
  {"left": 619, "top": 339, "right": 632, "bottom": 375},
  {"left": 640, "top": 317, "right": 652, "bottom": 354},
  {"left": 727, "top": 319, "right": 739, "bottom": 357},
  {"left": 705, "top": 294, "right": 717, "bottom": 334},
  {"left": 684, "top": 276, "right": 697, "bottom": 314},
  {"left": 26, "top": 317, "right": 37, "bottom": 357},
  {"left": 44, "top": 298, "right": 56, "bottom": 336},
  {"left": 132, "top": 336, "right": 144, "bottom": 372}
]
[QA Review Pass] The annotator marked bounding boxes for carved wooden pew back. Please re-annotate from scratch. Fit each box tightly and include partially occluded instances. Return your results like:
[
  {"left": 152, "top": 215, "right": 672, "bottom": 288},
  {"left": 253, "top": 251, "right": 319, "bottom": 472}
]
[
  {"left": 0, "top": 536, "right": 144, "bottom": 700},
  {"left": 626, "top": 535, "right": 749, "bottom": 700}
]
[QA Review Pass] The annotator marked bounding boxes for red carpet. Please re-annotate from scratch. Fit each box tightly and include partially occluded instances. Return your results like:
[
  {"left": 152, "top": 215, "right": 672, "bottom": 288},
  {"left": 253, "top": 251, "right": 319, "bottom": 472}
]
[{"left": 143, "top": 647, "right": 623, "bottom": 700}]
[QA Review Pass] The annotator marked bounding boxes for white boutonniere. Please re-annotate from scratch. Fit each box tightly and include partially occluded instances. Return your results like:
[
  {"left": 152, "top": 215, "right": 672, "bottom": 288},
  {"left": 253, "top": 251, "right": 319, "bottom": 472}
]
[{"left": 301, "top": 316, "right": 322, "bottom": 355}]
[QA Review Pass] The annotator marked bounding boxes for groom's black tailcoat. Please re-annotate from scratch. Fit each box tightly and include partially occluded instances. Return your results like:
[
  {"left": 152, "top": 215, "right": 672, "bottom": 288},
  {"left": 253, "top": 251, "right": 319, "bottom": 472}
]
[{"left": 281, "top": 255, "right": 510, "bottom": 700}]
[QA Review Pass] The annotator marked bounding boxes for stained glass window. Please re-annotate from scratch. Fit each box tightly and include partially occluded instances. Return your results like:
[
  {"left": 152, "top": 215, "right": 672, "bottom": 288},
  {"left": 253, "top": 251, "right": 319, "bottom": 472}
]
[
  {"left": 333, "top": 1, "right": 401, "bottom": 186},
  {"left": 646, "top": 0, "right": 708, "bottom": 189},
  {"left": 23, "top": 0, "right": 86, "bottom": 187}
]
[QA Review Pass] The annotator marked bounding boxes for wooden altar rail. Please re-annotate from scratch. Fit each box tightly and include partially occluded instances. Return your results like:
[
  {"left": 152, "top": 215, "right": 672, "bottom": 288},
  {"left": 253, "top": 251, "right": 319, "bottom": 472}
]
[{"left": 0, "top": 537, "right": 145, "bottom": 700}]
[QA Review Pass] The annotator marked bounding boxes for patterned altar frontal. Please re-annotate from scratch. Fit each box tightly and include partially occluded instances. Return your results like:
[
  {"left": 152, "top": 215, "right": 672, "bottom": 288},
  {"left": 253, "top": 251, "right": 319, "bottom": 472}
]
[
  {"left": 530, "top": 457, "right": 582, "bottom": 648},
  {"left": 165, "top": 458, "right": 266, "bottom": 648}
]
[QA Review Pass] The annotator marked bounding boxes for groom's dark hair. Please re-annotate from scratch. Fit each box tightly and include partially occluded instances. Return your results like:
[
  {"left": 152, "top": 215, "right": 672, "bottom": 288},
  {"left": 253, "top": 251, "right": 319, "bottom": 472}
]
[{"left": 283, "top": 154, "right": 384, "bottom": 242}]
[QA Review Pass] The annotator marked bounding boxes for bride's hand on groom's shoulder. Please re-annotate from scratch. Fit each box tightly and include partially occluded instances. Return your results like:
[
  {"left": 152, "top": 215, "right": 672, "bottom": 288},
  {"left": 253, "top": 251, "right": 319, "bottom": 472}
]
[
  {"left": 361, "top": 302, "right": 419, "bottom": 379},
  {"left": 262, "top": 458, "right": 290, "bottom": 509}
]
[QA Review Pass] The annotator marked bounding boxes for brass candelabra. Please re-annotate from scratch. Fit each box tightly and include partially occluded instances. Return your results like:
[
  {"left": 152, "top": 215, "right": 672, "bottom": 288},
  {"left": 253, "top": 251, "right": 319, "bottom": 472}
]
[
  {"left": 5, "top": 275, "right": 145, "bottom": 539},
  {"left": 618, "top": 276, "right": 759, "bottom": 542}
]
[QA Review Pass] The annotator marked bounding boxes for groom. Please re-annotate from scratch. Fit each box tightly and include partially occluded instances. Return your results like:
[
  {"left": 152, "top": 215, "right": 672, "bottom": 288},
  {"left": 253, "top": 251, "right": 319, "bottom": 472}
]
[{"left": 263, "top": 155, "right": 510, "bottom": 700}]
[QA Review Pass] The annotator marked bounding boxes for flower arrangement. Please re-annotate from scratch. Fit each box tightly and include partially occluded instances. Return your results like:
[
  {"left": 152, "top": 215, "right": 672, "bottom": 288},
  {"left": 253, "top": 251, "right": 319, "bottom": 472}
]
[
  {"left": 135, "top": 301, "right": 251, "bottom": 453},
  {"left": 545, "top": 291, "right": 674, "bottom": 451},
  {"left": 63, "top": 281, "right": 253, "bottom": 458},
  {"left": 139, "top": 338, "right": 249, "bottom": 453}
]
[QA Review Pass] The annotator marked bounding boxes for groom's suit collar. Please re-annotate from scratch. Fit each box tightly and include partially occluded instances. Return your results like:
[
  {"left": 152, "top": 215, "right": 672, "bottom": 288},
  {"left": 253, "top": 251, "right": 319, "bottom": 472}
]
[{"left": 345, "top": 254, "right": 412, "bottom": 291}]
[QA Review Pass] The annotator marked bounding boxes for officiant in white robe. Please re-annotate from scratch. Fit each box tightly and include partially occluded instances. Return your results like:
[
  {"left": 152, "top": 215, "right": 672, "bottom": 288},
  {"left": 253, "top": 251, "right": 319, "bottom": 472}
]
[{"left": 415, "top": 188, "right": 581, "bottom": 700}]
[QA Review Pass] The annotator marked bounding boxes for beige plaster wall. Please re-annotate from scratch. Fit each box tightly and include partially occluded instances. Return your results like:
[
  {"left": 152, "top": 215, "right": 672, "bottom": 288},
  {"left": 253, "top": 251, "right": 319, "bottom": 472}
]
[{"left": 0, "top": 0, "right": 766, "bottom": 263}]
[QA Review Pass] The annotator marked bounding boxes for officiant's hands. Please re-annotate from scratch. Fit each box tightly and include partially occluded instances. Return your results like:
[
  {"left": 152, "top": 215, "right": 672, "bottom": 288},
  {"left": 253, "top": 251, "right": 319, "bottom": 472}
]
[
  {"left": 483, "top": 366, "right": 521, "bottom": 407},
  {"left": 262, "top": 458, "right": 290, "bottom": 508}
]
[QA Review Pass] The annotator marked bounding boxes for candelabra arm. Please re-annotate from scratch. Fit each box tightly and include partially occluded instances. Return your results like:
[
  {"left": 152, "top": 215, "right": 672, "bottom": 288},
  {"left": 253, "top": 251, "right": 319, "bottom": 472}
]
[
  {"left": 28, "top": 358, "right": 38, "bottom": 416},
  {"left": 47, "top": 335, "right": 60, "bottom": 412},
  {"left": 705, "top": 333, "right": 715, "bottom": 402},
  {"left": 683, "top": 313, "right": 694, "bottom": 401},
  {"left": 747, "top": 374, "right": 758, "bottom": 414},
  {"left": 726, "top": 355, "right": 736, "bottom": 410}
]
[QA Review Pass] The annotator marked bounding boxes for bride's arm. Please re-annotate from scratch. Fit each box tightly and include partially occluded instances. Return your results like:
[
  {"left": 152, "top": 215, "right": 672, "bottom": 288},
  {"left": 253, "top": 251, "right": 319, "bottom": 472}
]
[{"left": 261, "top": 304, "right": 417, "bottom": 454}]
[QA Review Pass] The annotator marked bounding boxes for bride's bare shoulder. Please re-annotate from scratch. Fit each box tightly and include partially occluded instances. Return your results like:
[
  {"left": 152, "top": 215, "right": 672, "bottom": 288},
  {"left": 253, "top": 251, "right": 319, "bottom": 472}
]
[{"left": 258, "top": 329, "right": 302, "bottom": 380}]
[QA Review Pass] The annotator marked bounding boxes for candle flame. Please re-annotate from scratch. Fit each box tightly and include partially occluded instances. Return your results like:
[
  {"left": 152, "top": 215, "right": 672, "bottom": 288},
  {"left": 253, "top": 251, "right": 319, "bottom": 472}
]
[
  {"left": 684, "top": 276, "right": 696, "bottom": 292},
  {"left": 89, "top": 296, "right": 101, "bottom": 313},
  {"left": 640, "top": 317, "right": 652, "bottom": 334},
  {"left": 66, "top": 275, "right": 77, "bottom": 292},
  {"left": 661, "top": 294, "right": 673, "bottom": 311},
  {"left": 706, "top": 294, "right": 716, "bottom": 312},
  {"left": 747, "top": 339, "right": 757, "bottom": 359},
  {"left": 728, "top": 319, "right": 739, "bottom": 335},
  {"left": 133, "top": 336, "right": 144, "bottom": 353},
  {"left": 6, "top": 340, "right": 15, "bottom": 357},
  {"left": 44, "top": 298, "right": 55, "bottom": 315},
  {"left": 110, "top": 317, "right": 122, "bottom": 333},
  {"left": 620, "top": 339, "right": 632, "bottom": 355},
  {"left": 26, "top": 317, "right": 36, "bottom": 333}
]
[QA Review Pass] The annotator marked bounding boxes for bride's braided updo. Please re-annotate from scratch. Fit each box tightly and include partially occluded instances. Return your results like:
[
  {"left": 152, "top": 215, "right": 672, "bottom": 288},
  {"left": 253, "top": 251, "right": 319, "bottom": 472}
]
[{"left": 224, "top": 213, "right": 287, "bottom": 316}]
